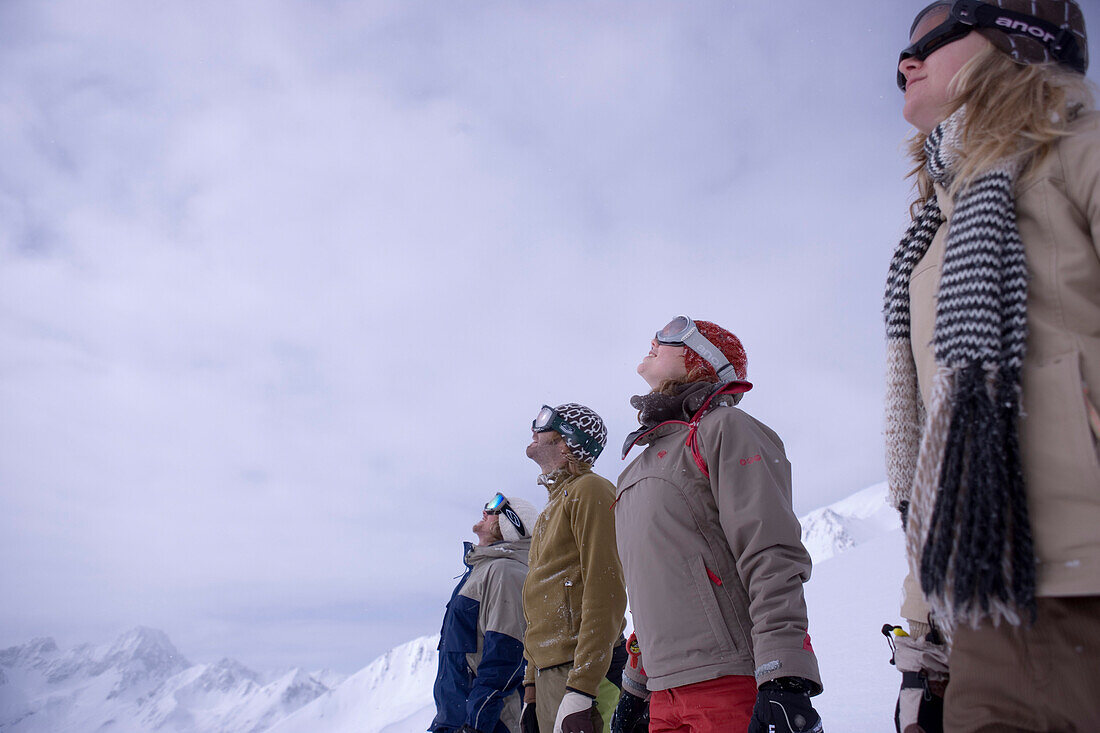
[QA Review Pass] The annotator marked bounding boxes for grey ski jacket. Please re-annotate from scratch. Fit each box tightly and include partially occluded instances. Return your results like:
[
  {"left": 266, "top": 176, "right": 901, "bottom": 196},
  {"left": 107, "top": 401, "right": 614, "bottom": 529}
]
[
  {"left": 432, "top": 539, "right": 531, "bottom": 733},
  {"left": 615, "top": 389, "right": 822, "bottom": 695}
]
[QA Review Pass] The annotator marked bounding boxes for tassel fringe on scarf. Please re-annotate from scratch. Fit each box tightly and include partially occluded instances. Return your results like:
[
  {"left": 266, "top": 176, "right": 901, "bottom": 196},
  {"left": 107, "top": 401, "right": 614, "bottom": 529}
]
[{"left": 884, "top": 107, "right": 1036, "bottom": 631}]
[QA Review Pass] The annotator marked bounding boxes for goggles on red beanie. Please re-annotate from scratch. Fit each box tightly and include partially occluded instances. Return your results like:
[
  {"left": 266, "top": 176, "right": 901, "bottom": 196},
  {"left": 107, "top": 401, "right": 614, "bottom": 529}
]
[{"left": 682, "top": 320, "right": 748, "bottom": 383}]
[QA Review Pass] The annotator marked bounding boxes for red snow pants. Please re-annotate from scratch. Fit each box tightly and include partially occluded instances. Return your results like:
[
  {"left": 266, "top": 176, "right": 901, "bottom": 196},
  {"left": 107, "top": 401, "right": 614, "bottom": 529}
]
[{"left": 648, "top": 674, "right": 757, "bottom": 732}]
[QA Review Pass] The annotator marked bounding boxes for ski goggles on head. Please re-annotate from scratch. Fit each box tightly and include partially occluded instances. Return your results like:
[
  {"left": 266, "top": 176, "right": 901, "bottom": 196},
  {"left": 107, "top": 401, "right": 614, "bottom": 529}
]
[
  {"left": 655, "top": 315, "right": 740, "bottom": 384},
  {"left": 898, "top": 0, "right": 1086, "bottom": 91},
  {"left": 532, "top": 405, "right": 604, "bottom": 460},
  {"left": 484, "top": 492, "right": 526, "bottom": 536}
]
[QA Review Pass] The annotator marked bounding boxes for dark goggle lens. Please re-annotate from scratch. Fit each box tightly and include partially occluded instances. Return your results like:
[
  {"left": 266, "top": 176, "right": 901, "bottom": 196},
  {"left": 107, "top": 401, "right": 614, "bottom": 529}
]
[
  {"left": 656, "top": 316, "right": 691, "bottom": 344},
  {"left": 909, "top": 2, "right": 952, "bottom": 40},
  {"left": 532, "top": 406, "right": 556, "bottom": 431},
  {"left": 912, "top": 24, "right": 970, "bottom": 60},
  {"left": 898, "top": 4, "right": 965, "bottom": 91},
  {"left": 485, "top": 492, "right": 507, "bottom": 512},
  {"left": 898, "top": 26, "right": 971, "bottom": 89}
]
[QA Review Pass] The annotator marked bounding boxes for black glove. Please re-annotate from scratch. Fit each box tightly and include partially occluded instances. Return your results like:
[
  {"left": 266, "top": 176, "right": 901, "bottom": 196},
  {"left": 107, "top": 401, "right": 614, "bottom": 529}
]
[
  {"left": 521, "top": 685, "right": 539, "bottom": 733},
  {"left": 610, "top": 690, "right": 649, "bottom": 733},
  {"left": 747, "top": 679, "right": 823, "bottom": 733}
]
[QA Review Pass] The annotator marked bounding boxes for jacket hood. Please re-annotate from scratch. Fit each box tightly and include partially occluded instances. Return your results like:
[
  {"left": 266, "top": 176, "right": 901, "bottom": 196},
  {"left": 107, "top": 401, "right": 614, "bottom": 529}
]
[{"left": 463, "top": 538, "right": 531, "bottom": 568}]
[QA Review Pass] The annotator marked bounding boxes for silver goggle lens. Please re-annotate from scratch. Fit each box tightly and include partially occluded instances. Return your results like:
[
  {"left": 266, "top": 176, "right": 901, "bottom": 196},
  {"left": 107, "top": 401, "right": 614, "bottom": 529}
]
[
  {"left": 532, "top": 406, "right": 556, "bottom": 431},
  {"left": 656, "top": 315, "right": 692, "bottom": 344}
]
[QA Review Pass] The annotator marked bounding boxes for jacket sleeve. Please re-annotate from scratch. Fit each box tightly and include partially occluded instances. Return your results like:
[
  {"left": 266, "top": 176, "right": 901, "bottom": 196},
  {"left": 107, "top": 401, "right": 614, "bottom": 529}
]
[
  {"left": 900, "top": 567, "right": 932, "bottom": 626},
  {"left": 700, "top": 408, "right": 822, "bottom": 692},
  {"left": 522, "top": 650, "right": 534, "bottom": 688},
  {"left": 1060, "top": 113, "right": 1100, "bottom": 260},
  {"left": 467, "top": 560, "right": 528, "bottom": 732},
  {"left": 565, "top": 474, "right": 628, "bottom": 697}
]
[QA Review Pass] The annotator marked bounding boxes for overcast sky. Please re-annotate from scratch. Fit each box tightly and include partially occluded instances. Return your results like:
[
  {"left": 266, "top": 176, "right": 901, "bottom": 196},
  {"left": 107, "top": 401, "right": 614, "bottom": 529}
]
[{"left": 4, "top": 0, "right": 1100, "bottom": 674}]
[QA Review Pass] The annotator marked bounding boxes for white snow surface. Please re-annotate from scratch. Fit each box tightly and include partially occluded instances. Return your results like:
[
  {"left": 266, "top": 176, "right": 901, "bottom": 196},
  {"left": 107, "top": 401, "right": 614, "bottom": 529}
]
[{"left": 1, "top": 482, "right": 908, "bottom": 731}]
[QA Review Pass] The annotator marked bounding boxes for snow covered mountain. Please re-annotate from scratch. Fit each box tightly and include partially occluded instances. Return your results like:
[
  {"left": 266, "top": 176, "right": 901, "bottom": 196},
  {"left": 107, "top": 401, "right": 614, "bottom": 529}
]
[
  {"left": 800, "top": 480, "right": 901, "bottom": 562},
  {"left": 266, "top": 636, "right": 439, "bottom": 733},
  {"left": 0, "top": 627, "right": 332, "bottom": 733},
  {"left": 1, "top": 482, "right": 907, "bottom": 732}
]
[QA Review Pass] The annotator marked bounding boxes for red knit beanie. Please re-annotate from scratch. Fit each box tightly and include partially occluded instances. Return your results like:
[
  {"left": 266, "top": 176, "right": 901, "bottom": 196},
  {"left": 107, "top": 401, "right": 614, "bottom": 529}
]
[{"left": 683, "top": 320, "right": 748, "bottom": 383}]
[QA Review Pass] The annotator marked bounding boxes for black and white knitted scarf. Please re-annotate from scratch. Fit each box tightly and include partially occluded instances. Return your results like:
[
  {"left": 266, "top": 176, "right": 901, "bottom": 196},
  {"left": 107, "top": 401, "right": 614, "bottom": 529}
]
[{"left": 884, "top": 107, "right": 1035, "bottom": 630}]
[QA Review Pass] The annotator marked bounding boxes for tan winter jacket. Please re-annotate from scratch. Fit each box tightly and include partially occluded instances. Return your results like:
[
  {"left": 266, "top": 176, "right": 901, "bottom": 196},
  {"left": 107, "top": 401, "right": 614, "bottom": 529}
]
[
  {"left": 615, "top": 395, "right": 822, "bottom": 694},
  {"left": 522, "top": 468, "right": 627, "bottom": 697},
  {"left": 902, "top": 109, "right": 1100, "bottom": 623}
]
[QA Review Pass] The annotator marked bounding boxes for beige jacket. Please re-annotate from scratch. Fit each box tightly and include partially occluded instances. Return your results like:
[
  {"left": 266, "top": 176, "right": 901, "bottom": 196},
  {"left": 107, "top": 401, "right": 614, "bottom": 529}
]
[
  {"left": 903, "top": 110, "right": 1100, "bottom": 622},
  {"left": 615, "top": 397, "right": 821, "bottom": 693},
  {"left": 522, "top": 468, "right": 627, "bottom": 697}
]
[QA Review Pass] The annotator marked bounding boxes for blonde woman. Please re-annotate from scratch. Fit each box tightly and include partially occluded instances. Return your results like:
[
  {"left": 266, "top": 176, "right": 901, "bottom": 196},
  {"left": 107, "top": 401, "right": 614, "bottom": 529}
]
[{"left": 886, "top": 1, "right": 1099, "bottom": 729}]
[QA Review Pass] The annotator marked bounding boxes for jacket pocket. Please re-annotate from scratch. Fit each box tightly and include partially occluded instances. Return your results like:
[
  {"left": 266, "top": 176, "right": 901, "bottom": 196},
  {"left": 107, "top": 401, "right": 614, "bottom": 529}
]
[
  {"left": 441, "top": 595, "right": 480, "bottom": 653},
  {"left": 1023, "top": 350, "right": 1100, "bottom": 492},
  {"left": 562, "top": 578, "right": 580, "bottom": 636},
  {"left": 687, "top": 555, "right": 738, "bottom": 655},
  {"left": 1085, "top": 385, "right": 1100, "bottom": 462}
]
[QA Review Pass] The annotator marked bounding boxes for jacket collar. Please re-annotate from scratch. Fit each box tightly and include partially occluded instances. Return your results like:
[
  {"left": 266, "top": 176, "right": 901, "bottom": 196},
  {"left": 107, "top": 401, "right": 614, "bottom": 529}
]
[
  {"left": 537, "top": 465, "right": 590, "bottom": 497},
  {"left": 621, "top": 382, "right": 751, "bottom": 460},
  {"left": 464, "top": 538, "right": 532, "bottom": 568}
]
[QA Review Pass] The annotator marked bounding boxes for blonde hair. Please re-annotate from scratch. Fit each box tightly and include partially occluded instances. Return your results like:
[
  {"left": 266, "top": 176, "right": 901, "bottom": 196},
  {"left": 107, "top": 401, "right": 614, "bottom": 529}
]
[{"left": 907, "top": 43, "right": 1094, "bottom": 214}]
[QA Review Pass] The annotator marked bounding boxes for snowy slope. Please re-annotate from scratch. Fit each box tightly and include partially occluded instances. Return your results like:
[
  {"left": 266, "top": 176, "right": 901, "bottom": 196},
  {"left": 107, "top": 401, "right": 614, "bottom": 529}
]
[
  {"left": 804, "top": 527, "right": 907, "bottom": 728},
  {"left": 265, "top": 636, "right": 439, "bottom": 733},
  {"left": 1, "top": 482, "right": 908, "bottom": 732}
]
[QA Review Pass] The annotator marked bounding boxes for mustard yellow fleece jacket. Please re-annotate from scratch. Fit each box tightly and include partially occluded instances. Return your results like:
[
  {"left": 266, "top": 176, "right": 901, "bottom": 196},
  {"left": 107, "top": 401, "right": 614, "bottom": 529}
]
[{"left": 522, "top": 468, "right": 626, "bottom": 697}]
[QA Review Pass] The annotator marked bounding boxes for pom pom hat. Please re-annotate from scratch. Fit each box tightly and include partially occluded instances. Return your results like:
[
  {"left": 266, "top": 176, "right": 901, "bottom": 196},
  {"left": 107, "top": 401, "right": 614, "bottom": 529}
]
[{"left": 683, "top": 320, "right": 749, "bottom": 384}]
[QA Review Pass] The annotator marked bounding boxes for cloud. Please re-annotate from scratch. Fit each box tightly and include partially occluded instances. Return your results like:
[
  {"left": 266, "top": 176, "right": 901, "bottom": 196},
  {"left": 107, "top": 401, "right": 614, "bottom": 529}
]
[{"left": 2, "top": 0, "right": 1099, "bottom": 671}]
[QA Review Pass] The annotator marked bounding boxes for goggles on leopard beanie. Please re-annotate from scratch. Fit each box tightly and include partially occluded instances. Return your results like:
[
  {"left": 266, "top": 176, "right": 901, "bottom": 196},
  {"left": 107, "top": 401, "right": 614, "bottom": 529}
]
[{"left": 552, "top": 403, "right": 608, "bottom": 465}]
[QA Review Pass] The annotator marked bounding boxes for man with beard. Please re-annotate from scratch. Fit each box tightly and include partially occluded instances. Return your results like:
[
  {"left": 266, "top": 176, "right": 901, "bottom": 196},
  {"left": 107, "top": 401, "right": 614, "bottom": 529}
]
[
  {"left": 431, "top": 494, "right": 540, "bottom": 733},
  {"left": 521, "top": 403, "right": 627, "bottom": 733}
]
